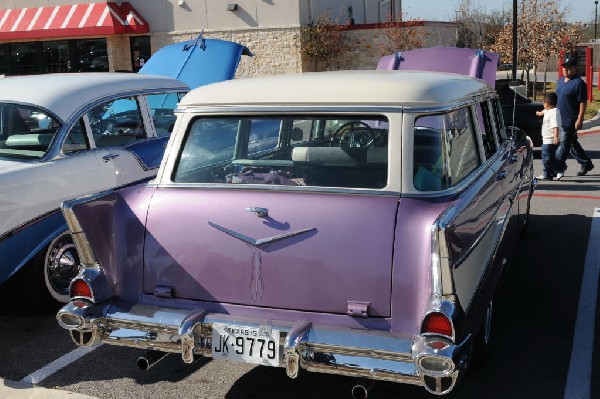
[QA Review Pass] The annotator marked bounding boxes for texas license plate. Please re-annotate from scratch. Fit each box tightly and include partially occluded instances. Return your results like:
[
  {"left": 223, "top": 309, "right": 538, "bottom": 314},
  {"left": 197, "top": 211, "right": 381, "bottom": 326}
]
[{"left": 211, "top": 324, "right": 280, "bottom": 366}]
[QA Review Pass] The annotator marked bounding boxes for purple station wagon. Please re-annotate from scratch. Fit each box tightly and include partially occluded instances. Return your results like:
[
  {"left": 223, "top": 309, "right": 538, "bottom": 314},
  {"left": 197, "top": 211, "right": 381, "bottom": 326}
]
[{"left": 56, "top": 53, "right": 534, "bottom": 395}]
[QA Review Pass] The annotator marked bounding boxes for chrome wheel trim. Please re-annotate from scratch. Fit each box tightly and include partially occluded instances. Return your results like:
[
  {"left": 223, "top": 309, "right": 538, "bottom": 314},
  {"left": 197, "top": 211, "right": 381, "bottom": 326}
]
[{"left": 44, "top": 232, "right": 81, "bottom": 302}]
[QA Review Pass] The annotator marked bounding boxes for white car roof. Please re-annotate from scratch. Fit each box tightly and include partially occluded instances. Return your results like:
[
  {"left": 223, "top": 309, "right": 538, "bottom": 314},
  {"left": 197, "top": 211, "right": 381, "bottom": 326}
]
[
  {"left": 179, "top": 70, "right": 492, "bottom": 109},
  {"left": 0, "top": 73, "right": 189, "bottom": 121}
]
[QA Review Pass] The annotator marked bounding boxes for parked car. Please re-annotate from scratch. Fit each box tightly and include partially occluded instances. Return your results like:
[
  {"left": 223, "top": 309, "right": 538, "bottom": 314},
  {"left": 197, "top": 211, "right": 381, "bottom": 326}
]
[
  {"left": 496, "top": 79, "right": 544, "bottom": 147},
  {"left": 0, "top": 37, "right": 249, "bottom": 303},
  {"left": 57, "top": 66, "right": 534, "bottom": 395}
]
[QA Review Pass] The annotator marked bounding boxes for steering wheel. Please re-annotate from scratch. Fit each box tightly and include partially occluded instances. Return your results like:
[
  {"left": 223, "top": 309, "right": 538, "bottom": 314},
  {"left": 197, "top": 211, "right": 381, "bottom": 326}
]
[{"left": 332, "top": 121, "right": 375, "bottom": 147}]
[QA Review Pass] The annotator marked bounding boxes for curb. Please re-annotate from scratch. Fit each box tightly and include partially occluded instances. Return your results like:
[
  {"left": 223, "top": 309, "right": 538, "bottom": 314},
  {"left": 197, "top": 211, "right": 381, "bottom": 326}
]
[
  {"left": 582, "top": 110, "right": 600, "bottom": 131},
  {"left": 0, "top": 379, "right": 96, "bottom": 399}
]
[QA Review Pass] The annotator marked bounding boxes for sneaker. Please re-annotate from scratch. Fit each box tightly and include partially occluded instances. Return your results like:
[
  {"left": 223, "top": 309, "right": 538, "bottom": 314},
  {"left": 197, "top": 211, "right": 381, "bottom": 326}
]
[
  {"left": 536, "top": 174, "right": 552, "bottom": 181},
  {"left": 555, "top": 172, "right": 564, "bottom": 180},
  {"left": 577, "top": 163, "right": 595, "bottom": 176}
]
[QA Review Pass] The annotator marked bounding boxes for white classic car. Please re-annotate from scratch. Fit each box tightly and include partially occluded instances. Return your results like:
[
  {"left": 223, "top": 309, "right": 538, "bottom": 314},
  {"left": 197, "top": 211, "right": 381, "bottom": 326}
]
[{"left": 0, "top": 37, "right": 249, "bottom": 303}]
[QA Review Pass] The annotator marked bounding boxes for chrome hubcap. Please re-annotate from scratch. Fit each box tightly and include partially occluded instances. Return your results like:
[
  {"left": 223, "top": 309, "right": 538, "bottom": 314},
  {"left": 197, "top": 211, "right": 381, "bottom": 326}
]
[{"left": 47, "top": 236, "right": 81, "bottom": 295}]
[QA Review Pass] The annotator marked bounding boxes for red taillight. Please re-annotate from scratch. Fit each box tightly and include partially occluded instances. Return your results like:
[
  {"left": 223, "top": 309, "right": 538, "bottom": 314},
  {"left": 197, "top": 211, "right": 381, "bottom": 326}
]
[
  {"left": 70, "top": 279, "right": 92, "bottom": 299},
  {"left": 422, "top": 312, "right": 452, "bottom": 337}
]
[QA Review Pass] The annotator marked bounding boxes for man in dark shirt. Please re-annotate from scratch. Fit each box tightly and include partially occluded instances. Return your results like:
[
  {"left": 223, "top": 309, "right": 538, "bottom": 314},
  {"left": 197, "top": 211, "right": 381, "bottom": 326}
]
[{"left": 555, "top": 55, "right": 594, "bottom": 177}]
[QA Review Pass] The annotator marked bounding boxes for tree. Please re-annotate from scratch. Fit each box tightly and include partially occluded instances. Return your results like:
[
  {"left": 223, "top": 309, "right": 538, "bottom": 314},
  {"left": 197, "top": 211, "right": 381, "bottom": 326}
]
[
  {"left": 379, "top": 17, "right": 428, "bottom": 55},
  {"left": 455, "top": 0, "right": 510, "bottom": 49},
  {"left": 300, "top": 11, "right": 349, "bottom": 71},
  {"left": 489, "top": 0, "right": 583, "bottom": 98}
]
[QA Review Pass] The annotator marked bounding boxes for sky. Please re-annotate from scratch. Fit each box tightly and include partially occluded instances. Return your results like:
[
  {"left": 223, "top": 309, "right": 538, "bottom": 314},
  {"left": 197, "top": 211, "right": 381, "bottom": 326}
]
[{"left": 401, "top": 0, "right": 594, "bottom": 23}]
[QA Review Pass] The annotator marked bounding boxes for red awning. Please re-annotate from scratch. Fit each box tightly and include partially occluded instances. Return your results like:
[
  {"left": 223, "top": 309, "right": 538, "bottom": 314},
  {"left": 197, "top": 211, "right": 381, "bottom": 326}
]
[{"left": 0, "top": 2, "right": 149, "bottom": 40}]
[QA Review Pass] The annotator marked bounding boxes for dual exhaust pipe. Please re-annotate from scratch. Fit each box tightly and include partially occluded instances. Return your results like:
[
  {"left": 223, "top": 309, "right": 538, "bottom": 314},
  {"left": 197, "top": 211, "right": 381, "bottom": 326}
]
[
  {"left": 136, "top": 350, "right": 169, "bottom": 371},
  {"left": 351, "top": 380, "right": 376, "bottom": 399}
]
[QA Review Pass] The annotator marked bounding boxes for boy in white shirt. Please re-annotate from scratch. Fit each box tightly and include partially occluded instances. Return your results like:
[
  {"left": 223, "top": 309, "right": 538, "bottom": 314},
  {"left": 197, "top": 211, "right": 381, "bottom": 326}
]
[{"left": 535, "top": 92, "right": 562, "bottom": 180}]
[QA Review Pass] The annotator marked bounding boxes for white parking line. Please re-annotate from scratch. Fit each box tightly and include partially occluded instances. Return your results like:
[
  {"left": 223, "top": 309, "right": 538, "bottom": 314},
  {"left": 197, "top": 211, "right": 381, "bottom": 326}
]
[
  {"left": 20, "top": 344, "right": 102, "bottom": 384},
  {"left": 563, "top": 208, "right": 600, "bottom": 399}
]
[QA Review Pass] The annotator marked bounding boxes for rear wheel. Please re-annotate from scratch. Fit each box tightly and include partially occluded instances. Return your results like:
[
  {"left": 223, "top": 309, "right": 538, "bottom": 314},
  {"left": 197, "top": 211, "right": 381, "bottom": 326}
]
[{"left": 43, "top": 232, "right": 81, "bottom": 303}]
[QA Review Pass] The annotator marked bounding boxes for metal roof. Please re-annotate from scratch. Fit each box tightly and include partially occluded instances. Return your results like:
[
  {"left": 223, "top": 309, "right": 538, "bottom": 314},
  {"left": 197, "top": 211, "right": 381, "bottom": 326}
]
[{"left": 0, "top": 73, "right": 188, "bottom": 121}]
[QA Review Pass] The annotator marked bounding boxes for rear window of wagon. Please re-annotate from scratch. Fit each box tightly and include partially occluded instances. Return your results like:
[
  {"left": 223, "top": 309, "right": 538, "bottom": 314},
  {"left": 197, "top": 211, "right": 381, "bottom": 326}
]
[{"left": 173, "top": 115, "right": 390, "bottom": 189}]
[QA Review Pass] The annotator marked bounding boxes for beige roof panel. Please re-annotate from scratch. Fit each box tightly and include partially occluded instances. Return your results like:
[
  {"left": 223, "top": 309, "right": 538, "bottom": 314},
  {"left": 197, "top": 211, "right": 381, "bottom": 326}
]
[{"left": 180, "top": 70, "right": 492, "bottom": 109}]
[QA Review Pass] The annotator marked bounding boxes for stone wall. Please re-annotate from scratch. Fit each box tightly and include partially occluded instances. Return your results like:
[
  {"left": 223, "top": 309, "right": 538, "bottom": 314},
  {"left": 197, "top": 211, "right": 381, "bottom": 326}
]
[
  {"left": 144, "top": 22, "right": 459, "bottom": 78},
  {"left": 335, "top": 22, "right": 459, "bottom": 71},
  {"left": 107, "top": 35, "right": 132, "bottom": 71},
  {"left": 149, "top": 27, "right": 304, "bottom": 79}
]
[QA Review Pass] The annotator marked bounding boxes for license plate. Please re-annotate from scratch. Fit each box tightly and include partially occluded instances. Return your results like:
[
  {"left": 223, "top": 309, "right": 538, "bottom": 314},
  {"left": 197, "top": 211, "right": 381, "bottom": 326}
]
[{"left": 211, "top": 323, "right": 280, "bottom": 366}]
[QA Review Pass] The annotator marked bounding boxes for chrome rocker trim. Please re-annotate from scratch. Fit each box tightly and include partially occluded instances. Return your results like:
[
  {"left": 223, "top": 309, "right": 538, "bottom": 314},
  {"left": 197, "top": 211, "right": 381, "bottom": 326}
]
[{"left": 57, "top": 302, "right": 470, "bottom": 393}]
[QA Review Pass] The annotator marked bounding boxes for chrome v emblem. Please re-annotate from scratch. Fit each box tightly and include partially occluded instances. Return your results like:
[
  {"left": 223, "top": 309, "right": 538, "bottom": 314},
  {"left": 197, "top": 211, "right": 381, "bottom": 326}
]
[
  {"left": 207, "top": 222, "right": 316, "bottom": 249},
  {"left": 207, "top": 221, "right": 316, "bottom": 304}
]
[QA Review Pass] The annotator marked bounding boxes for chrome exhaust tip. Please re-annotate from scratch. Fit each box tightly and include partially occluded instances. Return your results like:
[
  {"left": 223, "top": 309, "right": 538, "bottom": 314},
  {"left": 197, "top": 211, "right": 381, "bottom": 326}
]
[
  {"left": 57, "top": 311, "right": 84, "bottom": 330},
  {"left": 351, "top": 384, "right": 368, "bottom": 399},
  {"left": 351, "top": 379, "right": 375, "bottom": 399},
  {"left": 56, "top": 300, "right": 100, "bottom": 331},
  {"left": 137, "top": 350, "right": 169, "bottom": 371}
]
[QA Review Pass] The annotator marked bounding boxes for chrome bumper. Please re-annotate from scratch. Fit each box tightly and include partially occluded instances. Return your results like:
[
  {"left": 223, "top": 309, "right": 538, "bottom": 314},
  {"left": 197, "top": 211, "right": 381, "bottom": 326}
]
[{"left": 57, "top": 301, "right": 471, "bottom": 394}]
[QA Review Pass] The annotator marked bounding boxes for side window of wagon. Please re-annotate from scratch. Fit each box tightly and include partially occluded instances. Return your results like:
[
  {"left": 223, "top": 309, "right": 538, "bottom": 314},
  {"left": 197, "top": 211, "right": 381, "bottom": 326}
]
[
  {"left": 491, "top": 98, "right": 508, "bottom": 141},
  {"left": 146, "top": 92, "right": 187, "bottom": 137},
  {"left": 476, "top": 101, "right": 498, "bottom": 160},
  {"left": 414, "top": 108, "right": 481, "bottom": 191},
  {"left": 87, "top": 97, "right": 146, "bottom": 147}
]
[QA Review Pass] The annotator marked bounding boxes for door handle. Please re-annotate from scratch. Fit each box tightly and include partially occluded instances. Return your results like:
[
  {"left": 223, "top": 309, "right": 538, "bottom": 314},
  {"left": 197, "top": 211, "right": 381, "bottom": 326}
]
[
  {"left": 102, "top": 154, "right": 119, "bottom": 162},
  {"left": 497, "top": 171, "right": 507, "bottom": 180}
]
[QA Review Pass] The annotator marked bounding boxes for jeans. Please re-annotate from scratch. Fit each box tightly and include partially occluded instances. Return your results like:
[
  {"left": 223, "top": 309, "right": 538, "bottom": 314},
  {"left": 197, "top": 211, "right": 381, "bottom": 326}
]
[
  {"left": 541, "top": 143, "right": 560, "bottom": 178},
  {"left": 555, "top": 126, "right": 592, "bottom": 171}
]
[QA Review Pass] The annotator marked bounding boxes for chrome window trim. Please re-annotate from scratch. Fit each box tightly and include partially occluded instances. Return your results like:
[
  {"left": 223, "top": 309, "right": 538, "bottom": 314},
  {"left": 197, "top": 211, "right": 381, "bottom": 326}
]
[
  {"left": 148, "top": 182, "right": 402, "bottom": 197},
  {"left": 162, "top": 111, "right": 401, "bottom": 192},
  {"left": 42, "top": 88, "right": 186, "bottom": 161},
  {"left": 177, "top": 106, "right": 405, "bottom": 114},
  {"left": 402, "top": 156, "right": 491, "bottom": 198}
]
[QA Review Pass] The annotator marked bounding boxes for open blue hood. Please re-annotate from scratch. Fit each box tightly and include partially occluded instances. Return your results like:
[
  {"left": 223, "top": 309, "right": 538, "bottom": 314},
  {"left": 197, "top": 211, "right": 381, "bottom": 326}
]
[{"left": 139, "top": 34, "right": 252, "bottom": 90}]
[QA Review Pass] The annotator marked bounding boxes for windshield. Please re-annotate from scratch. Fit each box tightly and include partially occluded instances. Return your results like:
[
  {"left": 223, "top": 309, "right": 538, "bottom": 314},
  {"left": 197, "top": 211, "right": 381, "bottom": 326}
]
[
  {"left": 0, "top": 103, "right": 62, "bottom": 160},
  {"left": 173, "top": 115, "right": 389, "bottom": 189}
]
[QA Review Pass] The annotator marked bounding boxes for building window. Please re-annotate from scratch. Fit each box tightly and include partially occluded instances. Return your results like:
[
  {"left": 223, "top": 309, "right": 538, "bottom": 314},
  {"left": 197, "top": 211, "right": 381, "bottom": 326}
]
[
  {"left": 0, "top": 38, "right": 111, "bottom": 75},
  {"left": 0, "top": 45, "right": 9, "bottom": 75},
  {"left": 130, "top": 36, "right": 150, "bottom": 72},
  {"left": 11, "top": 42, "right": 42, "bottom": 75},
  {"left": 43, "top": 41, "right": 72, "bottom": 73},
  {"left": 76, "top": 39, "right": 108, "bottom": 72}
]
